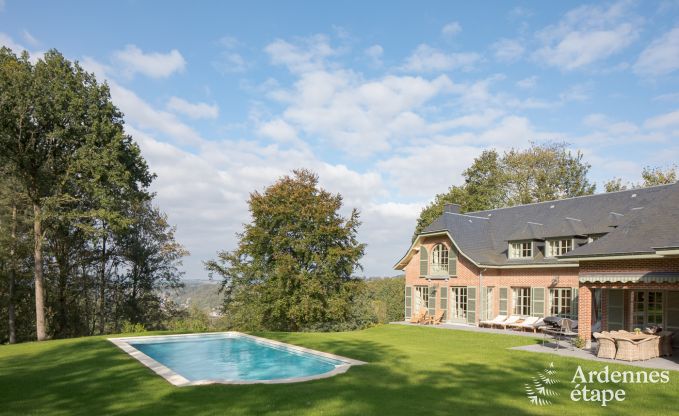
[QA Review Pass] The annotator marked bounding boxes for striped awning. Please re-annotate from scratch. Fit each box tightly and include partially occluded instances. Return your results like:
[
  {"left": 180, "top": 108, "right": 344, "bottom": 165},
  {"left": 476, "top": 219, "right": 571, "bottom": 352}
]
[{"left": 579, "top": 272, "right": 679, "bottom": 284}]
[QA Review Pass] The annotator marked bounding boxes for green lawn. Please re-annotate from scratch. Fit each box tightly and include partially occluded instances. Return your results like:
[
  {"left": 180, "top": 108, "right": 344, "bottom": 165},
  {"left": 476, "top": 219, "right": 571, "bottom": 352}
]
[{"left": 1, "top": 325, "right": 676, "bottom": 415}]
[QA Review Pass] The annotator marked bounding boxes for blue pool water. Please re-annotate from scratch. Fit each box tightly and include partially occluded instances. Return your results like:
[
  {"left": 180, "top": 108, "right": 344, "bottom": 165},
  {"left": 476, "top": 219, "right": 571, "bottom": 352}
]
[{"left": 129, "top": 334, "right": 345, "bottom": 382}]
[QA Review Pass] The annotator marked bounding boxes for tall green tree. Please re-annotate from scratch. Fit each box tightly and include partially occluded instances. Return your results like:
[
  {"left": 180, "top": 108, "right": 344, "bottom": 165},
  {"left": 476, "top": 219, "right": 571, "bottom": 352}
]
[
  {"left": 413, "top": 142, "right": 596, "bottom": 237},
  {"left": 206, "top": 169, "right": 365, "bottom": 331},
  {"left": 0, "top": 48, "right": 153, "bottom": 340}
]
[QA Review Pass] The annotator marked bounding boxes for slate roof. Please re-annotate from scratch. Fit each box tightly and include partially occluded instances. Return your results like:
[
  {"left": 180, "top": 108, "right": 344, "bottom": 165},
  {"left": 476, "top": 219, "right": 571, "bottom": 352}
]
[{"left": 415, "top": 182, "right": 679, "bottom": 266}]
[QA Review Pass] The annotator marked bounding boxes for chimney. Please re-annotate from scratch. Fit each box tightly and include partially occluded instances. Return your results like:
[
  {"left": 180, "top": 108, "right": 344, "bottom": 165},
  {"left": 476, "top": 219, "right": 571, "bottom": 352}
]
[{"left": 444, "top": 203, "right": 461, "bottom": 214}]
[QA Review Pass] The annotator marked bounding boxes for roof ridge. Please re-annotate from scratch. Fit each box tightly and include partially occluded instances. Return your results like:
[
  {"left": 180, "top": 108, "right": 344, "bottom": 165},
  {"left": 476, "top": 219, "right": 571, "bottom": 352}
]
[
  {"left": 466, "top": 182, "right": 677, "bottom": 215},
  {"left": 444, "top": 211, "right": 490, "bottom": 220}
]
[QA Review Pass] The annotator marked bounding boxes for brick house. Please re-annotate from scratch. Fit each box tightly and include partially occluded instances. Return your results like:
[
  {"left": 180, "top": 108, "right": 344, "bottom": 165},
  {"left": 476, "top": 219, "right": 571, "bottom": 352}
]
[{"left": 394, "top": 183, "right": 679, "bottom": 348}]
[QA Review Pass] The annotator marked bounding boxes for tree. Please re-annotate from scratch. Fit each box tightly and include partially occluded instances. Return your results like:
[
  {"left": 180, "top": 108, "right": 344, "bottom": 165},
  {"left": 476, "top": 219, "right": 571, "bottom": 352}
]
[
  {"left": 604, "top": 165, "right": 677, "bottom": 193},
  {"left": 0, "top": 48, "right": 154, "bottom": 340},
  {"left": 413, "top": 142, "right": 596, "bottom": 237},
  {"left": 205, "top": 169, "right": 365, "bottom": 331},
  {"left": 641, "top": 165, "right": 677, "bottom": 186},
  {"left": 503, "top": 142, "right": 595, "bottom": 205}
]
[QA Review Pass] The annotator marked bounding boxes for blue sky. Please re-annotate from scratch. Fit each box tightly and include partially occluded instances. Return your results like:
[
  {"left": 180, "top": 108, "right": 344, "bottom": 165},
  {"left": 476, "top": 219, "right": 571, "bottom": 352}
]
[{"left": 2, "top": 1, "right": 679, "bottom": 279}]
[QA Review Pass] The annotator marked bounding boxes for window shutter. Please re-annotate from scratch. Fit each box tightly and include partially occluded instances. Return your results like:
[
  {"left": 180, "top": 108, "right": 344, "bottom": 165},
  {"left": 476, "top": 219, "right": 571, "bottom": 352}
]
[
  {"left": 428, "top": 286, "right": 436, "bottom": 316},
  {"left": 419, "top": 246, "right": 428, "bottom": 276},
  {"left": 449, "top": 248, "right": 457, "bottom": 276},
  {"left": 439, "top": 286, "right": 448, "bottom": 320},
  {"left": 466, "top": 286, "right": 477, "bottom": 324},
  {"left": 480, "top": 288, "right": 487, "bottom": 321},
  {"left": 531, "top": 287, "right": 545, "bottom": 317},
  {"left": 607, "top": 289, "right": 624, "bottom": 330},
  {"left": 571, "top": 287, "right": 579, "bottom": 320},
  {"left": 404, "top": 286, "right": 412, "bottom": 320},
  {"left": 666, "top": 291, "right": 679, "bottom": 334},
  {"left": 499, "top": 287, "right": 508, "bottom": 316}
]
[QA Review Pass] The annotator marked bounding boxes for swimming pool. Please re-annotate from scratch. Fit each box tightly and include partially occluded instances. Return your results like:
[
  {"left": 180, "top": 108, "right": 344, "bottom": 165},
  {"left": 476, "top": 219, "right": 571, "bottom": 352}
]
[{"left": 108, "top": 332, "right": 365, "bottom": 386}]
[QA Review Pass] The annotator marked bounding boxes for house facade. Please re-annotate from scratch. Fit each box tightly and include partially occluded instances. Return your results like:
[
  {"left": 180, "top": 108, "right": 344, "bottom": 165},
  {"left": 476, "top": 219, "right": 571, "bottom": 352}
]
[{"left": 394, "top": 183, "right": 679, "bottom": 348}]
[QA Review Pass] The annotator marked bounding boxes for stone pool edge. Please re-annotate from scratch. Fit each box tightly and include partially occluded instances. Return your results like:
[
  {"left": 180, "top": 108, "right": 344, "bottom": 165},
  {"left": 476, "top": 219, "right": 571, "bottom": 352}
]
[{"left": 107, "top": 331, "right": 367, "bottom": 387}]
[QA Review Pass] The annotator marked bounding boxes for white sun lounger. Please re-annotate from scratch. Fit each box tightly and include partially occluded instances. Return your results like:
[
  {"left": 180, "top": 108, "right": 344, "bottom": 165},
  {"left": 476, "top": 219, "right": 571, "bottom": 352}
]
[
  {"left": 496, "top": 315, "right": 522, "bottom": 329},
  {"left": 479, "top": 315, "right": 507, "bottom": 327},
  {"left": 508, "top": 316, "right": 540, "bottom": 331}
]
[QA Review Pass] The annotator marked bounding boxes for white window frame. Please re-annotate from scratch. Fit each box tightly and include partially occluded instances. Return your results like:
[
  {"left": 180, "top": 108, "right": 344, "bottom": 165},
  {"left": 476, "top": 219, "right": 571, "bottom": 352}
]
[
  {"left": 414, "top": 286, "right": 428, "bottom": 314},
  {"left": 450, "top": 287, "right": 468, "bottom": 320},
  {"left": 430, "top": 244, "right": 449, "bottom": 275},
  {"left": 513, "top": 287, "right": 531, "bottom": 315},
  {"left": 549, "top": 288, "right": 572, "bottom": 318},
  {"left": 546, "top": 238, "right": 574, "bottom": 257},
  {"left": 509, "top": 241, "right": 533, "bottom": 259}
]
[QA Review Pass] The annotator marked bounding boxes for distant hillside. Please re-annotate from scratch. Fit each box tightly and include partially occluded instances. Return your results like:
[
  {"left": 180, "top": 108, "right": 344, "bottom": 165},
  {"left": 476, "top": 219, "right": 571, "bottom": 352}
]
[{"left": 167, "top": 280, "right": 223, "bottom": 312}]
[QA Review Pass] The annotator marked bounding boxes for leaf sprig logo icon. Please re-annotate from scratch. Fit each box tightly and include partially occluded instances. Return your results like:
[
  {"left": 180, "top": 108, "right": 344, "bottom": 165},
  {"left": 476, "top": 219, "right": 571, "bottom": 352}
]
[{"left": 525, "top": 362, "right": 560, "bottom": 406}]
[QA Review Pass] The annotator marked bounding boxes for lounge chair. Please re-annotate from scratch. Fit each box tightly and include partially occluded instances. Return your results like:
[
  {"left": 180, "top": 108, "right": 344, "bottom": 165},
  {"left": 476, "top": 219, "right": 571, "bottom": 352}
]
[
  {"left": 479, "top": 315, "right": 507, "bottom": 327},
  {"left": 593, "top": 332, "right": 616, "bottom": 359},
  {"left": 409, "top": 309, "right": 427, "bottom": 324},
  {"left": 424, "top": 310, "right": 445, "bottom": 325},
  {"left": 496, "top": 315, "right": 522, "bottom": 329},
  {"left": 512, "top": 316, "right": 542, "bottom": 332}
]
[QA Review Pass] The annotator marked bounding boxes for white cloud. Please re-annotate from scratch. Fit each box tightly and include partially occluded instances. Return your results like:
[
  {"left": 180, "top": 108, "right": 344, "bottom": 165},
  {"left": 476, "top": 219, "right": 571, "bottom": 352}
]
[
  {"left": 491, "top": 38, "right": 525, "bottom": 62},
  {"left": 112, "top": 44, "right": 186, "bottom": 79},
  {"left": 213, "top": 36, "right": 249, "bottom": 73},
  {"left": 441, "top": 21, "right": 462, "bottom": 37},
  {"left": 644, "top": 109, "right": 679, "bottom": 129},
  {"left": 166, "top": 97, "right": 219, "bottom": 120},
  {"left": 364, "top": 44, "right": 383, "bottom": 66},
  {"left": 516, "top": 76, "right": 537, "bottom": 89},
  {"left": 22, "top": 30, "right": 39, "bottom": 47},
  {"left": 257, "top": 118, "right": 298, "bottom": 143},
  {"left": 533, "top": 2, "right": 641, "bottom": 70},
  {"left": 401, "top": 44, "right": 481, "bottom": 72},
  {"left": 559, "top": 83, "right": 591, "bottom": 102},
  {"left": 265, "top": 35, "right": 336, "bottom": 73},
  {"left": 0, "top": 32, "right": 43, "bottom": 62},
  {"left": 634, "top": 26, "right": 679, "bottom": 76}
]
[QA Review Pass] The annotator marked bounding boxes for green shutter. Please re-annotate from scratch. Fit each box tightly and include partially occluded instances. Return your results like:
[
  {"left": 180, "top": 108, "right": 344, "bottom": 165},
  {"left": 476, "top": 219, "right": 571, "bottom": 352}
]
[
  {"left": 428, "top": 286, "right": 436, "bottom": 316},
  {"left": 607, "top": 289, "right": 624, "bottom": 330},
  {"left": 480, "top": 288, "right": 487, "bottom": 321},
  {"left": 439, "top": 286, "right": 448, "bottom": 320},
  {"left": 531, "top": 287, "right": 545, "bottom": 317},
  {"left": 571, "top": 287, "right": 579, "bottom": 320},
  {"left": 405, "top": 286, "right": 412, "bottom": 320},
  {"left": 499, "top": 287, "right": 508, "bottom": 316},
  {"left": 449, "top": 249, "right": 457, "bottom": 276},
  {"left": 467, "top": 286, "right": 477, "bottom": 324},
  {"left": 420, "top": 246, "right": 428, "bottom": 276},
  {"left": 665, "top": 291, "right": 679, "bottom": 335}
]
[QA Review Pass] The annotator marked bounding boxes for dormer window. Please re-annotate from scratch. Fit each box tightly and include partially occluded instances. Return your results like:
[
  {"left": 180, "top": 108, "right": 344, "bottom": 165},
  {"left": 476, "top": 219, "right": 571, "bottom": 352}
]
[
  {"left": 431, "top": 244, "right": 449, "bottom": 274},
  {"left": 546, "top": 238, "right": 573, "bottom": 257},
  {"left": 509, "top": 241, "right": 533, "bottom": 259}
]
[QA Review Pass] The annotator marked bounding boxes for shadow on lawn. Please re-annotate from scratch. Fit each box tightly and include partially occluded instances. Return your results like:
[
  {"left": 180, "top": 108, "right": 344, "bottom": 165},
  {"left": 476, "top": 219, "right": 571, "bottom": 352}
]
[{"left": 0, "top": 337, "right": 166, "bottom": 416}]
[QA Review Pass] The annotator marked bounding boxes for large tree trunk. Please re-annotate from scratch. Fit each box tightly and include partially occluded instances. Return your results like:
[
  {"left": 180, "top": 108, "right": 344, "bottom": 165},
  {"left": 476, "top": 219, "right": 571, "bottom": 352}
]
[
  {"left": 8, "top": 204, "right": 17, "bottom": 344},
  {"left": 98, "top": 233, "right": 107, "bottom": 334},
  {"left": 33, "top": 203, "right": 47, "bottom": 341}
]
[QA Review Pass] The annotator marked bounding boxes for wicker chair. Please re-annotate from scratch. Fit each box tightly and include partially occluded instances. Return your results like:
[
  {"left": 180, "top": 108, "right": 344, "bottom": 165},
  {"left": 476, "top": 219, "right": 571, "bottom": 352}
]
[
  {"left": 615, "top": 337, "right": 659, "bottom": 361},
  {"left": 593, "top": 332, "right": 616, "bottom": 359},
  {"left": 659, "top": 331, "right": 674, "bottom": 357},
  {"left": 640, "top": 336, "right": 661, "bottom": 360}
]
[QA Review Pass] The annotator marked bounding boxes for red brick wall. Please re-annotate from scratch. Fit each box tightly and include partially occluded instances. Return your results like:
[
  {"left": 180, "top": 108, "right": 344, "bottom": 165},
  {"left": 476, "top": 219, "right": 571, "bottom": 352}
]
[
  {"left": 579, "top": 258, "right": 679, "bottom": 273},
  {"left": 403, "top": 235, "right": 581, "bottom": 322}
]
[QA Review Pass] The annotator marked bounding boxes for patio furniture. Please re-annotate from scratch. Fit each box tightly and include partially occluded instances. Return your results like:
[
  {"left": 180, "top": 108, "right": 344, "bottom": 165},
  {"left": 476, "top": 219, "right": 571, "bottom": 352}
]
[
  {"left": 496, "top": 315, "right": 522, "bottom": 329},
  {"left": 542, "top": 318, "right": 578, "bottom": 350},
  {"left": 517, "top": 318, "right": 545, "bottom": 333},
  {"left": 658, "top": 331, "right": 674, "bottom": 357},
  {"left": 614, "top": 336, "right": 659, "bottom": 361},
  {"left": 409, "top": 309, "right": 427, "bottom": 324},
  {"left": 508, "top": 316, "right": 539, "bottom": 331},
  {"left": 593, "top": 332, "right": 616, "bottom": 359},
  {"left": 424, "top": 310, "right": 445, "bottom": 325},
  {"left": 479, "top": 315, "right": 507, "bottom": 328}
]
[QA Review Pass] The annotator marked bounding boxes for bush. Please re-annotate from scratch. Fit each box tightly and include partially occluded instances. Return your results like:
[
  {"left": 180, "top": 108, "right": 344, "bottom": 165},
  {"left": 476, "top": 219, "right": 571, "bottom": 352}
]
[
  {"left": 166, "top": 307, "right": 211, "bottom": 332},
  {"left": 121, "top": 321, "right": 147, "bottom": 334}
]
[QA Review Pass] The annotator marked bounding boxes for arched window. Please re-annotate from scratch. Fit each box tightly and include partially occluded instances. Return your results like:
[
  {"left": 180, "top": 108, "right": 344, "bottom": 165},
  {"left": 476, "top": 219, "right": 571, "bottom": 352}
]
[{"left": 431, "top": 244, "right": 449, "bottom": 274}]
